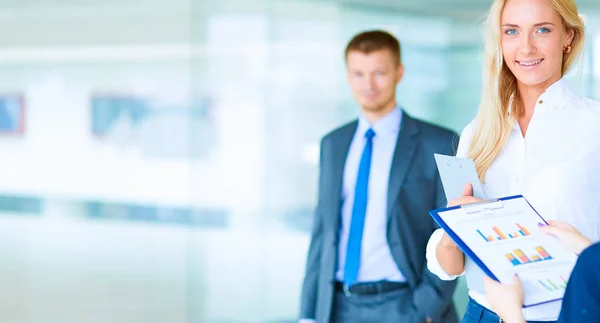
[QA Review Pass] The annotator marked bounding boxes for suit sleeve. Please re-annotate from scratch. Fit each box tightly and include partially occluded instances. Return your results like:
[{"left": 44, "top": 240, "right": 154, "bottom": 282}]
[
  {"left": 299, "top": 138, "right": 326, "bottom": 319},
  {"left": 427, "top": 123, "right": 477, "bottom": 281},
  {"left": 409, "top": 131, "right": 459, "bottom": 321},
  {"left": 558, "top": 243, "right": 600, "bottom": 323},
  {"left": 426, "top": 156, "right": 465, "bottom": 280}
]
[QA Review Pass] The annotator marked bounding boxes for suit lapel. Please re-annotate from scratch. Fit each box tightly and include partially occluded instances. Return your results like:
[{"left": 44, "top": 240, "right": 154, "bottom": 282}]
[
  {"left": 329, "top": 121, "right": 358, "bottom": 240},
  {"left": 386, "top": 113, "right": 419, "bottom": 222}
]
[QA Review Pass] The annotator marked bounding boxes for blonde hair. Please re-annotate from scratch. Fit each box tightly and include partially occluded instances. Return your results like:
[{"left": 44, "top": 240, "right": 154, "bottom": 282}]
[{"left": 469, "top": 0, "right": 585, "bottom": 181}]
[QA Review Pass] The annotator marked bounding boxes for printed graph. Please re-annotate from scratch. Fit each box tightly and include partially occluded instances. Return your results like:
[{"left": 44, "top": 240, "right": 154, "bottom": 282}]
[
  {"left": 521, "top": 274, "right": 569, "bottom": 296},
  {"left": 538, "top": 276, "right": 568, "bottom": 291},
  {"left": 505, "top": 246, "right": 553, "bottom": 266},
  {"left": 477, "top": 223, "right": 532, "bottom": 242}
]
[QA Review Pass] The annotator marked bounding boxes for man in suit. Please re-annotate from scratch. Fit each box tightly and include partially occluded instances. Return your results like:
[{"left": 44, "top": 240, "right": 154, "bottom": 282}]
[{"left": 298, "top": 30, "right": 459, "bottom": 323}]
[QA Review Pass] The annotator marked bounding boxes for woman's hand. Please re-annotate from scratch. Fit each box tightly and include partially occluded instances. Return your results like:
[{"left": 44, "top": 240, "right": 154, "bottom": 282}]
[
  {"left": 483, "top": 275, "right": 526, "bottom": 323},
  {"left": 539, "top": 221, "right": 592, "bottom": 255},
  {"left": 440, "top": 184, "right": 484, "bottom": 247},
  {"left": 447, "top": 183, "right": 484, "bottom": 207}
]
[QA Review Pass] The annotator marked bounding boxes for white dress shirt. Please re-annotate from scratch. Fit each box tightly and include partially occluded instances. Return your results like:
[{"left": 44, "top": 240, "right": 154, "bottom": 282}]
[
  {"left": 426, "top": 78, "right": 600, "bottom": 321},
  {"left": 335, "top": 106, "right": 407, "bottom": 283}
]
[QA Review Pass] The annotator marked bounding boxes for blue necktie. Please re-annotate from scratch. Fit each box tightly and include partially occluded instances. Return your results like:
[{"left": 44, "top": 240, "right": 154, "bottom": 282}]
[{"left": 344, "top": 128, "right": 375, "bottom": 286}]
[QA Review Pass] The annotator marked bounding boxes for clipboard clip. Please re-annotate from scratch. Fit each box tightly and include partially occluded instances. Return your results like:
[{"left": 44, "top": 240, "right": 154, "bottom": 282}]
[{"left": 460, "top": 198, "right": 504, "bottom": 214}]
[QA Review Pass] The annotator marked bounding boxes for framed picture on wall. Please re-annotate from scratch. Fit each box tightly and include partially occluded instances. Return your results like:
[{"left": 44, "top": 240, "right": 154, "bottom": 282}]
[
  {"left": 90, "top": 94, "right": 148, "bottom": 138},
  {"left": 0, "top": 95, "right": 25, "bottom": 135}
]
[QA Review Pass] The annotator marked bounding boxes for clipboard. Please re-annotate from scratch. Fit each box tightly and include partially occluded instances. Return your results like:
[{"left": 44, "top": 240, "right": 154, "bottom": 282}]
[
  {"left": 433, "top": 153, "right": 486, "bottom": 201},
  {"left": 428, "top": 195, "right": 574, "bottom": 308},
  {"left": 429, "top": 196, "right": 522, "bottom": 283}
]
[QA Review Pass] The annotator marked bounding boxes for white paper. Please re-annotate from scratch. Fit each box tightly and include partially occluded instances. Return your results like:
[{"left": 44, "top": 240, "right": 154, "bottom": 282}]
[{"left": 437, "top": 196, "right": 577, "bottom": 306}]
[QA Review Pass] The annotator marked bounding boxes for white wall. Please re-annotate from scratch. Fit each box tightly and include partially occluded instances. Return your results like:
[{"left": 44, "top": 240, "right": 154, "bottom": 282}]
[{"left": 0, "top": 2, "right": 237, "bottom": 208}]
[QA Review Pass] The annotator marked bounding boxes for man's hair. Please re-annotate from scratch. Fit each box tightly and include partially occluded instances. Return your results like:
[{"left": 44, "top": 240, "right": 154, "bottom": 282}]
[{"left": 345, "top": 30, "right": 402, "bottom": 65}]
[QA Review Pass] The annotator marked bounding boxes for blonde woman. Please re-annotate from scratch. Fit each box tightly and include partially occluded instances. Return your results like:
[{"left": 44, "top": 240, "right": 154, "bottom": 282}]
[{"left": 425, "top": 0, "right": 600, "bottom": 322}]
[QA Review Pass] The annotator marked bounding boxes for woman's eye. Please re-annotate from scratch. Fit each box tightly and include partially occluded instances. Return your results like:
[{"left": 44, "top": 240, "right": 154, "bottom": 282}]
[{"left": 537, "top": 27, "right": 550, "bottom": 34}]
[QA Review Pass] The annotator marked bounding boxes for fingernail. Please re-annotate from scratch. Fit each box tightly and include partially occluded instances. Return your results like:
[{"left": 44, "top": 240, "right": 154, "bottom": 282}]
[{"left": 537, "top": 222, "right": 545, "bottom": 227}]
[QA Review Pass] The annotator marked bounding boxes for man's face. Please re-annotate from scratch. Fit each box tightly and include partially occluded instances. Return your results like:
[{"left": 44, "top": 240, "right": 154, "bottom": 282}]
[{"left": 346, "top": 49, "right": 404, "bottom": 113}]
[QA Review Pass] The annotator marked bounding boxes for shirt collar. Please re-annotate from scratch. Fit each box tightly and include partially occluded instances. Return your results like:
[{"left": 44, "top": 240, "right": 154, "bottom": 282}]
[
  {"left": 537, "top": 77, "right": 575, "bottom": 110},
  {"left": 357, "top": 106, "right": 402, "bottom": 137},
  {"left": 508, "top": 78, "right": 575, "bottom": 130}
]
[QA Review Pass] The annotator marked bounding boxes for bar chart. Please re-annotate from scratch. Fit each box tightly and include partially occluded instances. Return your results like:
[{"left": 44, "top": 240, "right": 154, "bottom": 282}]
[
  {"left": 538, "top": 276, "right": 568, "bottom": 291},
  {"left": 520, "top": 273, "right": 570, "bottom": 299},
  {"left": 477, "top": 223, "right": 534, "bottom": 242},
  {"left": 505, "top": 246, "right": 553, "bottom": 266}
]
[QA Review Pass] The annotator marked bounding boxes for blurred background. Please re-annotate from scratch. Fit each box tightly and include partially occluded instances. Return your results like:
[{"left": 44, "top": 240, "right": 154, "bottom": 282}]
[{"left": 0, "top": 0, "right": 598, "bottom": 322}]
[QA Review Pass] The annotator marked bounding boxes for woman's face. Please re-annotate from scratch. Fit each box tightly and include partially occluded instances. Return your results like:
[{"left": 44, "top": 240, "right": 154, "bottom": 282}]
[{"left": 500, "top": 0, "right": 574, "bottom": 88}]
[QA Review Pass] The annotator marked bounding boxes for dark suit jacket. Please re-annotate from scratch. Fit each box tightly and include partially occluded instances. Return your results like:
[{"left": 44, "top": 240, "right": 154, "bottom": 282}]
[
  {"left": 558, "top": 242, "right": 600, "bottom": 322},
  {"left": 300, "top": 111, "right": 459, "bottom": 323}
]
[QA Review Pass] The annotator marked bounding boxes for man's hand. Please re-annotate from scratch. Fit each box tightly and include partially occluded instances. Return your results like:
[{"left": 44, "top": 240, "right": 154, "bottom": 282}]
[
  {"left": 539, "top": 220, "right": 592, "bottom": 255},
  {"left": 483, "top": 275, "right": 526, "bottom": 323}
]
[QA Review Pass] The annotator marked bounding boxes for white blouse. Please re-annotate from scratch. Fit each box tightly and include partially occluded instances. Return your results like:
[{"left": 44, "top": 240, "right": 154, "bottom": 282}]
[{"left": 426, "top": 78, "right": 600, "bottom": 321}]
